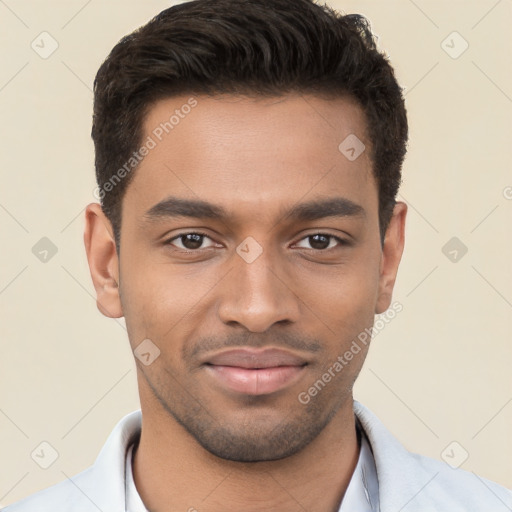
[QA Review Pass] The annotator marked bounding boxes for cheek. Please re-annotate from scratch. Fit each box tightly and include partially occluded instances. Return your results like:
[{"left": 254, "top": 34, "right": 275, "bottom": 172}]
[
  {"left": 292, "top": 255, "right": 381, "bottom": 368},
  {"left": 297, "top": 255, "right": 380, "bottom": 319},
  {"left": 119, "top": 255, "right": 219, "bottom": 345}
]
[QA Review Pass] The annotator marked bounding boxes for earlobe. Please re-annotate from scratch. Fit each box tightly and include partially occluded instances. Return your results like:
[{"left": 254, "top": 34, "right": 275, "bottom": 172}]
[
  {"left": 83, "top": 203, "right": 123, "bottom": 318},
  {"left": 375, "top": 202, "right": 407, "bottom": 314}
]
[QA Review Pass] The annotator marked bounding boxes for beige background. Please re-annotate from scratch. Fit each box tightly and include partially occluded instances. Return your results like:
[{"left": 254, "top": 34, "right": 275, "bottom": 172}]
[{"left": 0, "top": 0, "right": 511, "bottom": 506}]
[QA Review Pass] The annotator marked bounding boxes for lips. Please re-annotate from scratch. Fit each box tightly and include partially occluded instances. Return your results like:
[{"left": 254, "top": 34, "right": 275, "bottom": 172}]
[
  {"left": 203, "top": 348, "right": 307, "bottom": 395},
  {"left": 206, "top": 348, "right": 307, "bottom": 368}
]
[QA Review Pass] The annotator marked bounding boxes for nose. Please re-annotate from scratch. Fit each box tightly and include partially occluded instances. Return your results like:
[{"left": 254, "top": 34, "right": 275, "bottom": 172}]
[{"left": 217, "top": 245, "right": 300, "bottom": 333}]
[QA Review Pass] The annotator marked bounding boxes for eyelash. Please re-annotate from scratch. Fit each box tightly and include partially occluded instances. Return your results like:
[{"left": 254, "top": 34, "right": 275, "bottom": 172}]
[{"left": 164, "top": 231, "right": 349, "bottom": 252}]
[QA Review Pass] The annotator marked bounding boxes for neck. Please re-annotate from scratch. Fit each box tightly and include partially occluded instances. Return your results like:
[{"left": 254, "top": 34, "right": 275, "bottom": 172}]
[{"left": 132, "top": 392, "right": 359, "bottom": 512}]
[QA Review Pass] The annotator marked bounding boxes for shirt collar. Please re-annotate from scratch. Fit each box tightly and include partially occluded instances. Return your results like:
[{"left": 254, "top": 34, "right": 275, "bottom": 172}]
[
  {"left": 125, "top": 438, "right": 148, "bottom": 512},
  {"left": 338, "top": 418, "right": 380, "bottom": 511}
]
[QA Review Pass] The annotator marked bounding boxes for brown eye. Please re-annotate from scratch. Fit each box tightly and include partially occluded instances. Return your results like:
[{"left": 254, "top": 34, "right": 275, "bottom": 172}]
[
  {"left": 167, "top": 232, "right": 215, "bottom": 251},
  {"left": 295, "top": 233, "right": 346, "bottom": 250}
]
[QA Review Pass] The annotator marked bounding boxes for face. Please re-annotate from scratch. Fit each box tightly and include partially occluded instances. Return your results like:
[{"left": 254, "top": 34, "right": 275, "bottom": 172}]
[{"left": 85, "top": 93, "right": 406, "bottom": 462}]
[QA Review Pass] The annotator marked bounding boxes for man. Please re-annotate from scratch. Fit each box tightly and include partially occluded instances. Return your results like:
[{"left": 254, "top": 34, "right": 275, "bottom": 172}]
[{"left": 4, "top": 0, "right": 511, "bottom": 510}]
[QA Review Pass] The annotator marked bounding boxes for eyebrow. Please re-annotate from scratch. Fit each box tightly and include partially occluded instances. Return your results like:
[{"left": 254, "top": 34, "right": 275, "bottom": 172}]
[{"left": 142, "top": 195, "right": 365, "bottom": 224}]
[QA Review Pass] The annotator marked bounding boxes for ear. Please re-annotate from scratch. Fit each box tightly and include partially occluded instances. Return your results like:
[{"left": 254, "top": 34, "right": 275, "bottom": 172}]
[
  {"left": 375, "top": 201, "right": 407, "bottom": 314},
  {"left": 83, "top": 203, "right": 123, "bottom": 318}
]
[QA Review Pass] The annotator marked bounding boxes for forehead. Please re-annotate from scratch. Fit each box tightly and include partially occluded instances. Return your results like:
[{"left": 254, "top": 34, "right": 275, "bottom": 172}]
[{"left": 123, "top": 93, "right": 377, "bottom": 225}]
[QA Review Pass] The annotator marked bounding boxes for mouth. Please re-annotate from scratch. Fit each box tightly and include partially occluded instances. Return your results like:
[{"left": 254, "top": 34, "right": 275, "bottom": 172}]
[{"left": 203, "top": 348, "right": 308, "bottom": 396}]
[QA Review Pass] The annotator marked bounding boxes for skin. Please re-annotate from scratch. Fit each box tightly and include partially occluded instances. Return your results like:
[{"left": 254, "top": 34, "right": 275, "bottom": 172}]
[{"left": 84, "top": 93, "right": 407, "bottom": 511}]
